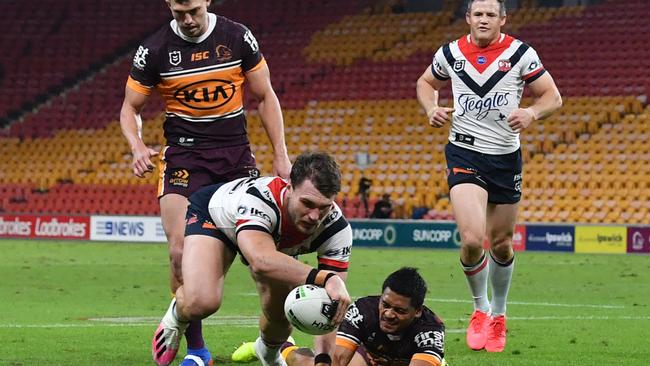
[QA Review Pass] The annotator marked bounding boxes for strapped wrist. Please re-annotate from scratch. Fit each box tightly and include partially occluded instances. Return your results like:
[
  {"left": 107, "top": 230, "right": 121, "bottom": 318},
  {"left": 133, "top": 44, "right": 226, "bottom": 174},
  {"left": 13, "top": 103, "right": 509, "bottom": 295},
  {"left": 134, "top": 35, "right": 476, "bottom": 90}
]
[{"left": 306, "top": 269, "right": 337, "bottom": 287}]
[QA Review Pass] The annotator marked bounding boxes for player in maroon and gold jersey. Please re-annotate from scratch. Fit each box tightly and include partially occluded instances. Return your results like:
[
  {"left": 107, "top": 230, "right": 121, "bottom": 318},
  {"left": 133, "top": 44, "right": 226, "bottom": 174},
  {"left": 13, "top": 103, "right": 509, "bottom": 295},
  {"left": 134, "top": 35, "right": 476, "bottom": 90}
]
[{"left": 119, "top": 1, "right": 291, "bottom": 365}]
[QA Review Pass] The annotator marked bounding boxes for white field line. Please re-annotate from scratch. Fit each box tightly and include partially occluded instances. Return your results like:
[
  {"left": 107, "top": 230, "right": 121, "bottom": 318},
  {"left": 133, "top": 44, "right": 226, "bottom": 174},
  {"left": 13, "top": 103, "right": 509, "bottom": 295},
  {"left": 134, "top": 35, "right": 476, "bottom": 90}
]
[
  {"left": 2, "top": 315, "right": 650, "bottom": 329},
  {"left": 424, "top": 298, "right": 626, "bottom": 309},
  {"left": 241, "top": 293, "right": 627, "bottom": 309}
]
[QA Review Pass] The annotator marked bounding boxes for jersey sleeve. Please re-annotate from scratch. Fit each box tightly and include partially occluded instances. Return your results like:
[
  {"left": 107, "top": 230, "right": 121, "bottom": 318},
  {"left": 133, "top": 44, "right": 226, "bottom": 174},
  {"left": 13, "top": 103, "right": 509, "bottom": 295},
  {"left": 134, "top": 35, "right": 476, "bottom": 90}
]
[
  {"left": 412, "top": 328, "right": 445, "bottom": 366},
  {"left": 336, "top": 301, "right": 365, "bottom": 352},
  {"left": 239, "top": 25, "right": 265, "bottom": 72},
  {"left": 126, "top": 42, "right": 161, "bottom": 96},
  {"left": 315, "top": 207, "right": 352, "bottom": 272},
  {"left": 431, "top": 46, "right": 450, "bottom": 81},
  {"left": 520, "top": 45, "right": 546, "bottom": 84},
  {"left": 233, "top": 186, "right": 278, "bottom": 235}
]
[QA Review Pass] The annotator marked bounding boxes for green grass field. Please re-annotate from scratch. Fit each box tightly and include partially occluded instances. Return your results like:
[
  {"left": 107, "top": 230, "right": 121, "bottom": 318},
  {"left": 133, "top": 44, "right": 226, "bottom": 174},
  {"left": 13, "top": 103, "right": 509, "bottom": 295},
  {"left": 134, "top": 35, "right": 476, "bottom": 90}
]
[{"left": 1, "top": 240, "right": 649, "bottom": 365}]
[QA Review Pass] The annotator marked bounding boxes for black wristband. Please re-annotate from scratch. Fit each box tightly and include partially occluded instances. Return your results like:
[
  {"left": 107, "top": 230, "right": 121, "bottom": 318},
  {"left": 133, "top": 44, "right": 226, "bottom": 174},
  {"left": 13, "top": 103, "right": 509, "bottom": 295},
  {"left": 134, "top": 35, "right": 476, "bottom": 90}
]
[
  {"left": 314, "top": 353, "right": 332, "bottom": 365},
  {"left": 323, "top": 272, "right": 336, "bottom": 286},
  {"left": 306, "top": 268, "right": 319, "bottom": 285}
]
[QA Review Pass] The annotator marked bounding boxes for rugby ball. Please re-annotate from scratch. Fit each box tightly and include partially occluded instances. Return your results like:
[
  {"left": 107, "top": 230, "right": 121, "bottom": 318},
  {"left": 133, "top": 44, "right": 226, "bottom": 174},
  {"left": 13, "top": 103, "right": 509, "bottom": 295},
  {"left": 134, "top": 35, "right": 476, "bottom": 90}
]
[{"left": 284, "top": 285, "right": 337, "bottom": 335}]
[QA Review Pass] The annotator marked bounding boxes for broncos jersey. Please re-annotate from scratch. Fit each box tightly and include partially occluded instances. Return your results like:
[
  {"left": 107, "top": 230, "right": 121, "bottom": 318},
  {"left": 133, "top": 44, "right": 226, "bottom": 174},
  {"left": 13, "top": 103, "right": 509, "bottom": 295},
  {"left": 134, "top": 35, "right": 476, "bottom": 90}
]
[
  {"left": 432, "top": 33, "right": 546, "bottom": 155},
  {"left": 204, "top": 176, "right": 351, "bottom": 272},
  {"left": 127, "top": 13, "right": 265, "bottom": 148},
  {"left": 337, "top": 296, "right": 445, "bottom": 366}
]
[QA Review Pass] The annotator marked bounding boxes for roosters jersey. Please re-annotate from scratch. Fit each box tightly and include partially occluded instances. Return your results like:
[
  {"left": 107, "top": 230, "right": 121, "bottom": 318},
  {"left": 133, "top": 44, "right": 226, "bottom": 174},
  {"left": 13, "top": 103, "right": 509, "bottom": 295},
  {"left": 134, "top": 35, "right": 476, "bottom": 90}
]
[
  {"left": 205, "top": 176, "right": 351, "bottom": 271},
  {"left": 432, "top": 34, "right": 546, "bottom": 155},
  {"left": 127, "top": 13, "right": 265, "bottom": 148},
  {"left": 337, "top": 296, "right": 445, "bottom": 366}
]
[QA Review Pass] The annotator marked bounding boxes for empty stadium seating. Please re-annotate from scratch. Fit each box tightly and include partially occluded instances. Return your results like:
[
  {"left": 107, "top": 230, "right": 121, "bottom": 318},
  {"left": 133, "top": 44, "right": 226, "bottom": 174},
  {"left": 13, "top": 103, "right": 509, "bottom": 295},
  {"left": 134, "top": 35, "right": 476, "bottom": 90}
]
[
  {"left": 0, "top": 1, "right": 169, "bottom": 120},
  {"left": 0, "top": 0, "right": 648, "bottom": 224}
]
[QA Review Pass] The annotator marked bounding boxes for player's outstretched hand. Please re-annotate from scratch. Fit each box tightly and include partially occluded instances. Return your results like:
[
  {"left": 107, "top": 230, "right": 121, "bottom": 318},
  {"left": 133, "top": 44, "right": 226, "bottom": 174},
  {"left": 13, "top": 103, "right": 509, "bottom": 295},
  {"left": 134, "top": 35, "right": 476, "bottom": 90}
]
[
  {"left": 324, "top": 275, "right": 351, "bottom": 325},
  {"left": 507, "top": 107, "right": 537, "bottom": 133},
  {"left": 427, "top": 106, "right": 454, "bottom": 128},
  {"left": 131, "top": 144, "right": 159, "bottom": 178}
]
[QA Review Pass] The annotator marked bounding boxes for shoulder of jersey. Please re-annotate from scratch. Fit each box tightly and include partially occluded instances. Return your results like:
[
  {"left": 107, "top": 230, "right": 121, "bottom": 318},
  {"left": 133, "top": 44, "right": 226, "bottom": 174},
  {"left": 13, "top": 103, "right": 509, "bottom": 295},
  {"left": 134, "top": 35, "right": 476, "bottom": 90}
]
[
  {"left": 421, "top": 306, "right": 445, "bottom": 327},
  {"left": 216, "top": 14, "right": 248, "bottom": 34},
  {"left": 356, "top": 295, "right": 379, "bottom": 308}
]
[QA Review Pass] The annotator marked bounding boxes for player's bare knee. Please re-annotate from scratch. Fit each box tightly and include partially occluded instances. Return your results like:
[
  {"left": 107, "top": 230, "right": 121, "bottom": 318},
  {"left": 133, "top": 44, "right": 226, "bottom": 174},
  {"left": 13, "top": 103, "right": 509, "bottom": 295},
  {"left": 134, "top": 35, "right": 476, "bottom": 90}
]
[
  {"left": 183, "top": 292, "right": 222, "bottom": 319},
  {"left": 490, "top": 238, "right": 513, "bottom": 260},
  {"left": 459, "top": 230, "right": 484, "bottom": 250}
]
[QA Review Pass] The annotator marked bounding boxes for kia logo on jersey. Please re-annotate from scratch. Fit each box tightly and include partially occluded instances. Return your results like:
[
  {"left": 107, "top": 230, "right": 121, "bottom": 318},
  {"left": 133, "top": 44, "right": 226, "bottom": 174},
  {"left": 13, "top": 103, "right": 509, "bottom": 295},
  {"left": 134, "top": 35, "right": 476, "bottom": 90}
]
[{"left": 174, "top": 79, "right": 236, "bottom": 110}]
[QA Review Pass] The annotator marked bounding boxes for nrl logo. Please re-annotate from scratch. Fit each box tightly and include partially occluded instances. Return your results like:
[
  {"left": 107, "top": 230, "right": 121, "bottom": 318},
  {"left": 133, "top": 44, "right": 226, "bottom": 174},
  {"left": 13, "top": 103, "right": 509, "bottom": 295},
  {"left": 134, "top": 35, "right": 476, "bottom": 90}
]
[
  {"left": 169, "top": 50, "right": 182, "bottom": 66},
  {"left": 453, "top": 60, "right": 465, "bottom": 72}
]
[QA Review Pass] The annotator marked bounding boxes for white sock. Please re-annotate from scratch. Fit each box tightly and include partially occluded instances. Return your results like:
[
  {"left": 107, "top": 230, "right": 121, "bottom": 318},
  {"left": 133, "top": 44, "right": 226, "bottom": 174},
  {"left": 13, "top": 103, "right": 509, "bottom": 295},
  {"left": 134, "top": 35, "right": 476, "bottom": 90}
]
[
  {"left": 254, "top": 336, "right": 287, "bottom": 366},
  {"left": 461, "top": 252, "right": 491, "bottom": 313},
  {"left": 162, "top": 298, "right": 189, "bottom": 334},
  {"left": 489, "top": 251, "right": 515, "bottom": 316}
]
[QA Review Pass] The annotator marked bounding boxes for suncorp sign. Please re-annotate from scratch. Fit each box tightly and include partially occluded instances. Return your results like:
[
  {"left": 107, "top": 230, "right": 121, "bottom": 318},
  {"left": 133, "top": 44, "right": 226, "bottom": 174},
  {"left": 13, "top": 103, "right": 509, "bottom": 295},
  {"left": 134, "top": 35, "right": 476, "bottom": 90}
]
[{"left": 350, "top": 220, "right": 458, "bottom": 248}]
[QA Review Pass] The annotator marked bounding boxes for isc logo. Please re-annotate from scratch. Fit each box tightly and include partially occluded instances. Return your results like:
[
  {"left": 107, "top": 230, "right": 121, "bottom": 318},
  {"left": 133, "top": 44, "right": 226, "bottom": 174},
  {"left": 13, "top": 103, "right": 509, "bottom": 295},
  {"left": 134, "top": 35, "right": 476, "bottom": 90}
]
[
  {"left": 174, "top": 79, "right": 236, "bottom": 110},
  {"left": 191, "top": 51, "right": 210, "bottom": 61}
]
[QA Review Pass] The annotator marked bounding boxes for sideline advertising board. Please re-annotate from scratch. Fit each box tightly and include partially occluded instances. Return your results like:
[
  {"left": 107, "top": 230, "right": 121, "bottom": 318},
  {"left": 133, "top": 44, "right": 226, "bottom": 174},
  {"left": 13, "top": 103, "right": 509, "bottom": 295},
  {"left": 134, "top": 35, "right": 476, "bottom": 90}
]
[
  {"left": 350, "top": 220, "right": 460, "bottom": 249},
  {"left": 575, "top": 225, "right": 626, "bottom": 254},
  {"left": 525, "top": 225, "right": 574, "bottom": 252},
  {"left": 90, "top": 216, "right": 166, "bottom": 242},
  {"left": 0, "top": 214, "right": 90, "bottom": 240}
]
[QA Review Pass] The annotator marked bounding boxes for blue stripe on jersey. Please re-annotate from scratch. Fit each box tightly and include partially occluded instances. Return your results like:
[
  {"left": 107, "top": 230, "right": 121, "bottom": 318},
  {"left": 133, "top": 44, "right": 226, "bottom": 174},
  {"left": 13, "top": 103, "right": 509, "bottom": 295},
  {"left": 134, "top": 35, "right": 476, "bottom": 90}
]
[
  {"left": 309, "top": 215, "right": 349, "bottom": 252},
  {"left": 245, "top": 186, "right": 280, "bottom": 240},
  {"left": 442, "top": 42, "right": 530, "bottom": 98},
  {"left": 524, "top": 69, "right": 546, "bottom": 84},
  {"left": 431, "top": 65, "right": 450, "bottom": 81}
]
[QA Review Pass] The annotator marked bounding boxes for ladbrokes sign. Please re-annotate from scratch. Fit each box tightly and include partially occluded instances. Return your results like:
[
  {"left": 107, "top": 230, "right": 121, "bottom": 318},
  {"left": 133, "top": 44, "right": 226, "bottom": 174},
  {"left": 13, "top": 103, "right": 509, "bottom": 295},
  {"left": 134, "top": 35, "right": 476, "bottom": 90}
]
[{"left": 0, "top": 215, "right": 90, "bottom": 240}]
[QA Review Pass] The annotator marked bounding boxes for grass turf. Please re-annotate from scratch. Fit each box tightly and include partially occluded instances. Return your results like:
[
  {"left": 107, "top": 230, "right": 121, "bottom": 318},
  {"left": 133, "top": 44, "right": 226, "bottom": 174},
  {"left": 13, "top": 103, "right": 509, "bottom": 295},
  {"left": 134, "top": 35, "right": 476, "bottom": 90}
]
[{"left": 1, "top": 240, "right": 648, "bottom": 365}]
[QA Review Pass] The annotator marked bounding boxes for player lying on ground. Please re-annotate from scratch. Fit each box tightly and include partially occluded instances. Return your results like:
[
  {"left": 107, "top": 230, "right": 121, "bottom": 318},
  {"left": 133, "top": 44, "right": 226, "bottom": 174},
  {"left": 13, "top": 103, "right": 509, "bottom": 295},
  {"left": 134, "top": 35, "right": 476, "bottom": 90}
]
[
  {"left": 151, "top": 152, "right": 353, "bottom": 366},
  {"left": 233, "top": 267, "right": 447, "bottom": 366}
]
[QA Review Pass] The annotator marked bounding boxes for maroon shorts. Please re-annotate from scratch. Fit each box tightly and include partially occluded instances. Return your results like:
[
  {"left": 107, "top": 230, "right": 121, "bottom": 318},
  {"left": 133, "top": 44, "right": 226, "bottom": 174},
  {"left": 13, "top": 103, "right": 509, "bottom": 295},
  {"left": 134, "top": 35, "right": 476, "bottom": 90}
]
[
  {"left": 157, "top": 144, "right": 258, "bottom": 198},
  {"left": 355, "top": 346, "right": 374, "bottom": 365}
]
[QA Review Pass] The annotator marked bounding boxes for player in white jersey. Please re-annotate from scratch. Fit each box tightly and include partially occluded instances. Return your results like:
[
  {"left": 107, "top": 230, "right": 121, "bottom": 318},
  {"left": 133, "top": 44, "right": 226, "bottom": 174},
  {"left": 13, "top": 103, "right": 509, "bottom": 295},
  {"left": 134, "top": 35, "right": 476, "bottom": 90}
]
[
  {"left": 416, "top": 0, "right": 562, "bottom": 353},
  {"left": 151, "top": 152, "right": 352, "bottom": 366}
]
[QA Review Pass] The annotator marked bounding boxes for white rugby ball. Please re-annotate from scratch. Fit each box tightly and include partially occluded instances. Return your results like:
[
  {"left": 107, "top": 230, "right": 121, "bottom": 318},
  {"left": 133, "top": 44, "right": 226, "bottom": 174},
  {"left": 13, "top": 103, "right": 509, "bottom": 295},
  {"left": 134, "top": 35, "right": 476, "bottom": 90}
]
[{"left": 284, "top": 285, "right": 337, "bottom": 335}]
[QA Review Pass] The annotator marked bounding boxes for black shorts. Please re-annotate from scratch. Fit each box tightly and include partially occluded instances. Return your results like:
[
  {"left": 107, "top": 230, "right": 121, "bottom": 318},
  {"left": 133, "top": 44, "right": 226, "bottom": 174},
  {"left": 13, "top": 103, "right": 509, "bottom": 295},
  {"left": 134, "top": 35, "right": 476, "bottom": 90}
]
[
  {"left": 184, "top": 183, "right": 238, "bottom": 253},
  {"left": 445, "top": 143, "right": 522, "bottom": 204},
  {"left": 158, "top": 143, "right": 259, "bottom": 198}
]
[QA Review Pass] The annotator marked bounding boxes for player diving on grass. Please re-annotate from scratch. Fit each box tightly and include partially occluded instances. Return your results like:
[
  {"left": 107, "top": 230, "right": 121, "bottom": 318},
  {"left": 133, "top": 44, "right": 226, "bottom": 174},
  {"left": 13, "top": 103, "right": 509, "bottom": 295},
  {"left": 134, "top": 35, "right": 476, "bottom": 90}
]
[
  {"left": 233, "top": 267, "right": 448, "bottom": 366},
  {"left": 151, "top": 152, "right": 352, "bottom": 366}
]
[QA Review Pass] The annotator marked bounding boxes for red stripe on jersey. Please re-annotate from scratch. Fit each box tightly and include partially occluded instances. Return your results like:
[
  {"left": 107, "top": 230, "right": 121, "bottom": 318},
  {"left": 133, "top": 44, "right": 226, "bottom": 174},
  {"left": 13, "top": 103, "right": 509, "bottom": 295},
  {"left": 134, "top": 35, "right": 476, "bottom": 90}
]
[
  {"left": 267, "top": 177, "right": 287, "bottom": 207},
  {"left": 318, "top": 257, "right": 349, "bottom": 270},
  {"left": 458, "top": 34, "right": 515, "bottom": 74},
  {"left": 523, "top": 67, "right": 544, "bottom": 81},
  {"left": 236, "top": 219, "right": 250, "bottom": 227}
]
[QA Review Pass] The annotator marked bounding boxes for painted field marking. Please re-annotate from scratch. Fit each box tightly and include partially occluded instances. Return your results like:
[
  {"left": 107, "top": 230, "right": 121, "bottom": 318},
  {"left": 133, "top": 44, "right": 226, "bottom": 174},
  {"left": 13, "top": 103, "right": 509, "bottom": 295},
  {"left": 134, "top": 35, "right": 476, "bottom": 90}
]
[{"left": 2, "top": 315, "right": 649, "bottom": 329}]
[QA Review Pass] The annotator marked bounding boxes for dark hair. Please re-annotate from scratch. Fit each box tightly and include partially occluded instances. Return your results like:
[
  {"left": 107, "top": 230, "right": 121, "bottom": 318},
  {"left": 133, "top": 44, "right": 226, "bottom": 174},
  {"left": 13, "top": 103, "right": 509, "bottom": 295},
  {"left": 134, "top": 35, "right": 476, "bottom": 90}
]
[
  {"left": 466, "top": 0, "right": 506, "bottom": 17},
  {"left": 382, "top": 267, "right": 427, "bottom": 309},
  {"left": 290, "top": 151, "right": 341, "bottom": 197}
]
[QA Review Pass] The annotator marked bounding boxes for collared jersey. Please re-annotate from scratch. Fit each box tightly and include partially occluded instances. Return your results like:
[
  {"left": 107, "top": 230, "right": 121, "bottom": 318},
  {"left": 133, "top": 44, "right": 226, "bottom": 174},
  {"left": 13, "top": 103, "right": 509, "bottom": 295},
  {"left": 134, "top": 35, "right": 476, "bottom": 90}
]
[
  {"left": 337, "top": 296, "right": 445, "bottom": 366},
  {"left": 127, "top": 13, "right": 265, "bottom": 148},
  {"left": 206, "top": 176, "right": 351, "bottom": 271},
  {"left": 432, "top": 33, "right": 546, "bottom": 155}
]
